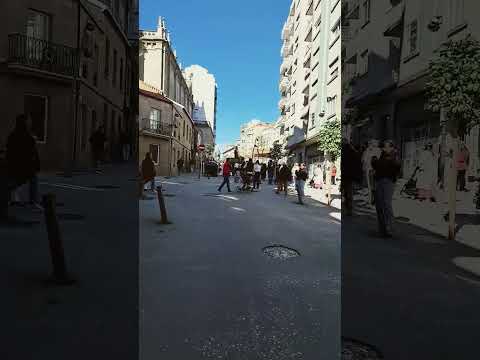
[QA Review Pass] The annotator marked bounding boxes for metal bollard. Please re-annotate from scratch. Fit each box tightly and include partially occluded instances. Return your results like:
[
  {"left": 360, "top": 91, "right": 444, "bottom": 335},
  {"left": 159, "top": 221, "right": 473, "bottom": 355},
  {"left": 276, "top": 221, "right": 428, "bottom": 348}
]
[
  {"left": 156, "top": 185, "right": 169, "bottom": 224},
  {"left": 43, "top": 194, "right": 75, "bottom": 286}
]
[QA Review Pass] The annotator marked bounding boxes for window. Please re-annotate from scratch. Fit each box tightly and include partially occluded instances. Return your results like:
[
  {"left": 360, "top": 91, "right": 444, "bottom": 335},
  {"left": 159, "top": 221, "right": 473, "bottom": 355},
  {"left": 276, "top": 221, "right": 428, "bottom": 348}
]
[
  {"left": 408, "top": 20, "right": 418, "bottom": 53},
  {"left": 24, "top": 94, "right": 47, "bottom": 143},
  {"left": 80, "top": 104, "right": 87, "bottom": 151},
  {"left": 105, "top": 38, "right": 110, "bottom": 78},
  {"left": 363, "top": 0, "right": 371, "bottom": 25},
  {"left": 26, "top": 9, "right": 50, "bottom": 40},
  {"left": 149, "top": 108, "right": 161, "bottom": 130},
  {"left": 112, "top": 49, "right": 117, "bottom": 85},
  {"left": 149, "top": 144, "right": 160, "bottom": 164},
  {"left": 327, "top": 96, "right": 337, "bottom": 116},
  {"left": 311, "top": 113, "right": 316, "bottom": 128}
]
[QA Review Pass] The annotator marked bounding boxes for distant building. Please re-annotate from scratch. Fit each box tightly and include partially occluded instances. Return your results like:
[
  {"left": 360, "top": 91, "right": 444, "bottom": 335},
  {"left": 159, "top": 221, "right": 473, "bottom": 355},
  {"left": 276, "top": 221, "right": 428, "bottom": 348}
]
[
  {"left": 139, "top": 17, "right": 194, "bottom": 118},
  {"left": 139, "top": 81, "right": 195, "bottom": 176},
  {"left": 184, "top": 64, "right": 218, "bottom": 140},
  {"left": 239, "top": 120, "right": 275, "bottom": 161}
]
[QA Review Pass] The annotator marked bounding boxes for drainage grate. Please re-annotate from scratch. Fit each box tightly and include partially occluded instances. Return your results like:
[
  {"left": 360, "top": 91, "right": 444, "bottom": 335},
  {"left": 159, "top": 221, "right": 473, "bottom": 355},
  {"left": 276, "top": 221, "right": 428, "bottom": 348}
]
[
  {"left": 262, "top": 245, "right": 300, "bottom": 260},
  {"left": 395, "top": 216, "right": 410, "bottom": 223},
  {"left": 342, "top": 338, "right": 383, "bottom": 360},
  {"left": 57, "top": 213, "right": 85, "bottom": 221},
  {"left": 163, "top": 194, "right": 176, "bottom": 197}
]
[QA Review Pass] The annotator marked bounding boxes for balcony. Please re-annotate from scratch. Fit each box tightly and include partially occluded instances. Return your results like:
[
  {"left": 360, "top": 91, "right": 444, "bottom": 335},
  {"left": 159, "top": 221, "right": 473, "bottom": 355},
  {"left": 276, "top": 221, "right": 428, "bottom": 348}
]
[
  {"left": 279, "top": 76, "right": 290, "bottom": 91},
  {"left": 306, "top": 0, "right": 314, "bottom": 16},
  {"left": 280, "top": 54, "right": 292, "bottom": 74},
  {"left": 8, "top": 34, "right": 78, "bottom": 78},
  {"left": 140, "top": 118, "right": 172, "bottom": 137},
  {"left": 282, "top": 21, "right": 293, "bottom": 40}
]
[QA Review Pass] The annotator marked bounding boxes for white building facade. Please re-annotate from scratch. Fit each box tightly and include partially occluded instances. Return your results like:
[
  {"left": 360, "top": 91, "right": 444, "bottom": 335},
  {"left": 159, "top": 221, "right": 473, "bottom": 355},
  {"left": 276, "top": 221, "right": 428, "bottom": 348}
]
[
  {"left": 183, "top": 64, "right": 218, "bottom": 141},
  {"left": 278, "top": 0, "right": 341, "bottom": 174}
]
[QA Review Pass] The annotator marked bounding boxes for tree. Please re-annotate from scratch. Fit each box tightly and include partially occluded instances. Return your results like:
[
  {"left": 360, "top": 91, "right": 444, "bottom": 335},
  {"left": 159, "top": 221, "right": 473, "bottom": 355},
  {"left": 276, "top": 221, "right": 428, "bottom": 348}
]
[
  {"left": 318, "top": 118, "right": 341, "bottom": 206},
  {"left": 318, "top": 118, "right": 341, "bottom": 161},
  {"left": 205, "top": 144, "right": 215, "bottom": 158},
  {"left": 425, "top": 36, "right": 480, "bottom": 239},
  {"left": 270, "top": 141, "right": 283, "bottom": 163}
]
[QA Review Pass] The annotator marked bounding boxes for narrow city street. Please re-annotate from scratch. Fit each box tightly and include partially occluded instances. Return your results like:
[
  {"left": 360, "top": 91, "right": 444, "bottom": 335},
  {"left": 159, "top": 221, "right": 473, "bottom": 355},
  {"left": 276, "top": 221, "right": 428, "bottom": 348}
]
[
  {"left": 342, "top": 193, "right": 480, "bottom": 360},
  {"left": 140, "top": 174, "right": 341, "bottom": 359},
  {"left": 1, "top": 164, "right": 139, "bottom": 359}
]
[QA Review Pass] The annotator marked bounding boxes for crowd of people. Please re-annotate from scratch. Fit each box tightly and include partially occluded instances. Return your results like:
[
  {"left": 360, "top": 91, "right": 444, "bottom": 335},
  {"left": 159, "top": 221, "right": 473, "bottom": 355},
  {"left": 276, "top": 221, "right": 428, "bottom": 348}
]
[
  {"left": 217, "top": 158, "right": 312, "bottom": 205},
  {"left": 342, "top": 137, "right": 476, "bottom": 238}
]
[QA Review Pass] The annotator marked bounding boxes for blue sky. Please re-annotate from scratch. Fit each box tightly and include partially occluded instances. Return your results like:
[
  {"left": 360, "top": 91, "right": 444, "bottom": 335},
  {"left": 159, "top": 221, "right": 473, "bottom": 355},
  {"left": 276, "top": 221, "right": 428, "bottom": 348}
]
[{"left": 140, "top": 0, "right": 291, "bottom": 146}]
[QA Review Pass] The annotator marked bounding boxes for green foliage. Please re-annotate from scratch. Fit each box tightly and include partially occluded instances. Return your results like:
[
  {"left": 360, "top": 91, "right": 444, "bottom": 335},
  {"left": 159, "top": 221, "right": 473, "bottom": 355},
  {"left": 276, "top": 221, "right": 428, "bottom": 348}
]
[
  {"left": 205, "top": 144, "right": 215, "bottom": 156},
  {"left": 425, "top": 36, "right": 480, "bottom": 135},
  {"left": 318, "top": 118, "right": 341, "bottom": 160},
  {"left": 270, "top": 141, "right": 283, "bottom": 161}
]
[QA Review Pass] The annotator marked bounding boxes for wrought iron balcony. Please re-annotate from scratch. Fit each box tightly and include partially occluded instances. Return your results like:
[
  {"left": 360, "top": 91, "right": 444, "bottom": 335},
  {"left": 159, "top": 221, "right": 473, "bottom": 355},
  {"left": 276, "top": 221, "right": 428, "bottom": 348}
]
[
  {"left": 140, "top": 118, "right": 172, "bottom": 137},
  {"left": 8, "top": 34, "right": 78, "bottom": 77}
]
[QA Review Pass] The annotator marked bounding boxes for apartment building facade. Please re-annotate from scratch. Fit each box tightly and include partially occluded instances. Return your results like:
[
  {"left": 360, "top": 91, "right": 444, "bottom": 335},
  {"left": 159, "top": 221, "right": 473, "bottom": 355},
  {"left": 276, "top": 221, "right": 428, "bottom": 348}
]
[
  {"left": 238, "top": 120, "right": 275, "bottom": 160},
  {"left": 342, "top": 0, "right": 480, "bottom": 177},
  {"left": 139, "top": 81, "right": 195, "bottom": 176},
  {"left": 278, "top": 0, "right": 341, "bottom": 174},
  {"left": 139, "top": 17, "right": 194, "bottom": 118},
  {"left": 0, "top": 0, "right": 137, "bottom": 171},
  {"left": 183, "top": 64, "right": 218, "bottom": 142}
]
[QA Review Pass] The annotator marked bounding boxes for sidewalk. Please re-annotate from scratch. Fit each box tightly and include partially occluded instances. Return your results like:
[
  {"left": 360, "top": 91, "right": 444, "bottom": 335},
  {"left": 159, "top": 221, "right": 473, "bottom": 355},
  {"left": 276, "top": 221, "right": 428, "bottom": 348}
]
[{"left": 1, "top": 162, "right": 139, "bottom": 360}]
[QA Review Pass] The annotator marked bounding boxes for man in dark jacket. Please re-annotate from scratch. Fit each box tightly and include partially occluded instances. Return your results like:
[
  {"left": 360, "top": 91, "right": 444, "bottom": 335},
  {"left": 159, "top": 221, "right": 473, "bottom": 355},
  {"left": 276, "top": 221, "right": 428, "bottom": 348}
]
[
  {"left": 372, "top": 140, "right": 401, "bottom": 237},
  {"left": 1, "top": 115, "right": 40, "bottom": 220},
  {"left": 276, "top": 163, "right": 291, "bottom": 196},
  {"left": 295, "top": 163, "right": 308, "bottom": 205}
]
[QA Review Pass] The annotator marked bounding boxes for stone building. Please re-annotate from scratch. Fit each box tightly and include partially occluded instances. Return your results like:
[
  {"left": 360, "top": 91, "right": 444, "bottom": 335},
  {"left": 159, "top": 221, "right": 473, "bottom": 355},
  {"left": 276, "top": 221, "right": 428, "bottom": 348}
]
[
  {"left": 0, "top": 0, "right": 138, "bottom": 171},
  {"left": 343, "top": 0, "right": 480, "bottom": 177}
]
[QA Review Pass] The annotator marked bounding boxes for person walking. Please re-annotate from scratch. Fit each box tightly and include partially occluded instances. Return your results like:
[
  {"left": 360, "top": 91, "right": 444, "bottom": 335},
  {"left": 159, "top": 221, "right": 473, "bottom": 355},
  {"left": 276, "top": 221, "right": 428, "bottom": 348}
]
[
  {"left": 1, "top": 115, "right": 40, "bottom": 220},
  {"left": 295, "top": 163, "right": 308, "bottom": 205},
  {"left": 177, "top": 158, "right": 184, "bottom": 175},
  {"left": 456, "top": 143, "right": 470, "bottom": 191},
  {"left": 141, "top": 152, "right": 156, "bottom": 192},
  {"left": 331, "top": 164, "right": 337, "bottom": 185},
  {"left": 89, "top": 125, "right": 106, "bottom": 173},
  {"left": 267, "top": 160, "right": 275, "bottom": 185},
  {"left": 218, "top": 160, "right": 232, "bottom": 193},
  {"left": 234, "top": 162, "right": 241, "bottom": 183},
  {"left": 261, "top": 163, "right": 267, "bottom": 182},
  {"left": 276, "top": 163, "right": 290, "bottom": 196},
  {"left": 371, "top": 140, "right": 401, "bottom": 238},
  {"left": 253, "top": 160, "right": 262, "bottom": 190}
]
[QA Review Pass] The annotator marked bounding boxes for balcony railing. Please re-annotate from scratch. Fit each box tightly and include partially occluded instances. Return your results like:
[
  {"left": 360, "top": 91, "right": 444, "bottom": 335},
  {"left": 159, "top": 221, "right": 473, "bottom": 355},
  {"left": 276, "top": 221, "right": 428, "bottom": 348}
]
[
  {"left": 140, "top": 118, "right": 172, "bottom": 137},
  {"left": 8, "top": 34, "right": 78, "bottom": 77}
]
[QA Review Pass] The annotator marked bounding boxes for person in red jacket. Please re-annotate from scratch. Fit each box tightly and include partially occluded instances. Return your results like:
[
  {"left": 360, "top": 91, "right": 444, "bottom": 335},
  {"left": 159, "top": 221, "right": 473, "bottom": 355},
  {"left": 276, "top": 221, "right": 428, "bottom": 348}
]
[{"left": 218, "top": 160, "right": 232, "bottom": 192}]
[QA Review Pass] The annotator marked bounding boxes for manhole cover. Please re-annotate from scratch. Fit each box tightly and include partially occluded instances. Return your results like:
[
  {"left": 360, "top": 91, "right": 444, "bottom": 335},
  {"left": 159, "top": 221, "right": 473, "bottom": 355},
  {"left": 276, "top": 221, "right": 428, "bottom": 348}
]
[
  {"left": 57, "top": 213, "right": 85, "bottom": 221},
  {"left": 262, "top": 245, "right": 300, "bottom": 259},
  {"left": 396, "top": 216, "right": 410, "bottom": 222},
  {"left": 342, "top": 338, "right": 383, "bottom": 360},
  {"left": 92, "top": 185, "right": 120, "bottom": 189}
]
